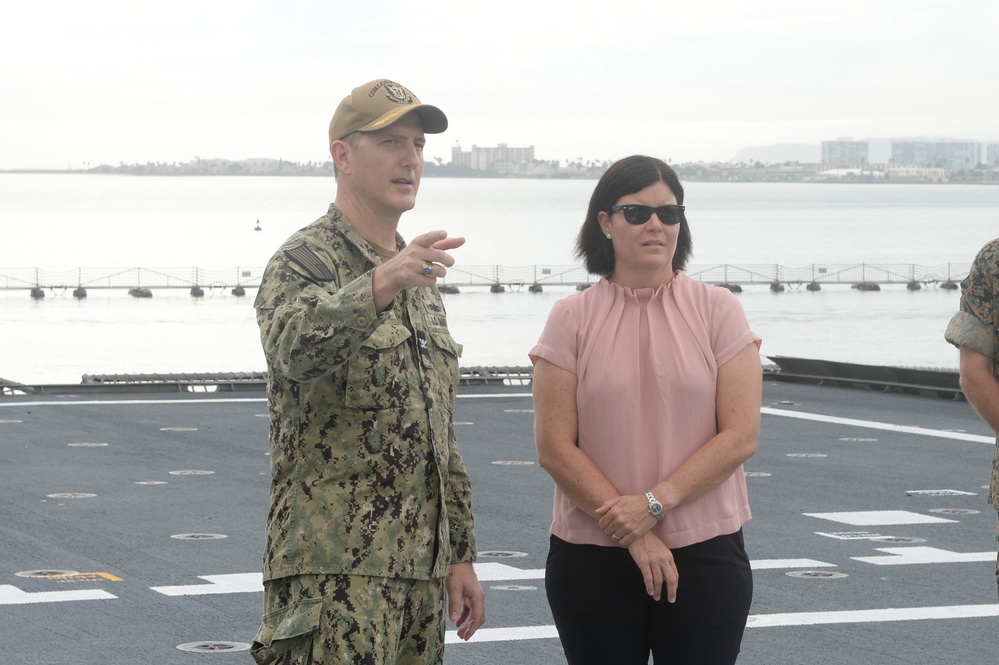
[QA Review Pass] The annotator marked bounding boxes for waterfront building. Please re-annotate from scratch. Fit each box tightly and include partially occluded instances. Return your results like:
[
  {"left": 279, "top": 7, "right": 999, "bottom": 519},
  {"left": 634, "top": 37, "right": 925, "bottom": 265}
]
[
  {"left": 821, "top": 139, "right": 869, "bottom": 166},
  {"left": 986, "top": 143, "right": 999, "bottom": 168},
  {"left": 451, "top": 143, "right": 535, "bottom": 174},
  {"left": 890, "top": 140, "right": 980, "bottom": 171},
  {"left": 885, "top": 166, "right": 948, "bottom": 182}
]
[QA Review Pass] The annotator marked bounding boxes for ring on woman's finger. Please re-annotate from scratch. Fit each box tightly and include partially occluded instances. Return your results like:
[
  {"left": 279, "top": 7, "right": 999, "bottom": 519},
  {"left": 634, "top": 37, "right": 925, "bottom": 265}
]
[
  {"left": 611, "top": 534, "right": 620, "bottom": 541},
  {"left": 422, "top": 262, "right": 433, "bottom": 275}
]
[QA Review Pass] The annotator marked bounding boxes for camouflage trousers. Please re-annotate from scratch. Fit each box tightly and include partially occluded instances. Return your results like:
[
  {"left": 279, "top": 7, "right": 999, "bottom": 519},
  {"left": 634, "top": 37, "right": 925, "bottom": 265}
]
[
  {"left": 251, "top": 573, "right": 445, "bottom": 665},
  {"left": 995, "top": 514, "right": 998, "bottom": 601}
]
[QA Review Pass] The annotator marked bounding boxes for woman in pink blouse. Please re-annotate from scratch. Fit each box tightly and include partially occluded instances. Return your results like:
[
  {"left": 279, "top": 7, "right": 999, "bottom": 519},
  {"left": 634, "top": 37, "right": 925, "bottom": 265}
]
[{"left": 530, "top": 155, "right": 762, "bottom": 664}]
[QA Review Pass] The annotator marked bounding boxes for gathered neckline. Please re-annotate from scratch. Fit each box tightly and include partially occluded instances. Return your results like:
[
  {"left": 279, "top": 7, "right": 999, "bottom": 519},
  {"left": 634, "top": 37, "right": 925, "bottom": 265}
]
[{"left": 600, "top": 272, "right": 681, "bottom": 298}]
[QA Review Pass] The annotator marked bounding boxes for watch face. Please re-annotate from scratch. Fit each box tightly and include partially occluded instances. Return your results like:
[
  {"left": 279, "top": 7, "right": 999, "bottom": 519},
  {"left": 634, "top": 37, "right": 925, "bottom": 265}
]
[{"left": 647, "top": 492, "right": 664, "bottom": 518}]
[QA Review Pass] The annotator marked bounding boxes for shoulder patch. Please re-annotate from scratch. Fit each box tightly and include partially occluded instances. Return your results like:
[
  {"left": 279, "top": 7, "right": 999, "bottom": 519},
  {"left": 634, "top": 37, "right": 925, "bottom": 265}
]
[{"left": 284, "top": 243, "right": 335, "bottom": 281}]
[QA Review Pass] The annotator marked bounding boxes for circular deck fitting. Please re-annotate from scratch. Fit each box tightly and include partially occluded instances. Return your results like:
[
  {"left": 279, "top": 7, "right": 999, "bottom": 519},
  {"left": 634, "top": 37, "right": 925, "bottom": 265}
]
[
  {"left": 68, "top": 442, "right": 108, "bottom": 447},
  {"left": 176, "top": 641, "right": 250, "bottom": 653},
  {"left": 786, "top": 453, "right": 828, "bottom": 458},
  {"left": 929, "top": 508, "right": 980, "bottom": 515},
  {"left": 490, "top": 585, "right": 537, "bottom": 591},
  {"left": 745, "top": 472, "right": 772, "bottom": 477},
  {"left": 869, "top": 536, "right": 926, "bottom": 544},
  {"left": 169, "top": 470, "right": 215, "bottom": 476},
  {"left": 160, "top": 427, "right": 198, "bottom": 432},
  {"left": 478, "top": 550, "right": 528, "bottom": 558},
  {"left": 171, "top": 533, "right": 228, "bottom": 540},
  {"left": 16, "top": 569, "right": 79, "bottom": 579},
  {"left": 491, "top": 460, "right": 535, "bottom": 466},
  {"left": 786, "top": 570, "right": 848, "bottom": 580},
  {"left": 46, "top": 493, "right": 97, "bottom": 499}
]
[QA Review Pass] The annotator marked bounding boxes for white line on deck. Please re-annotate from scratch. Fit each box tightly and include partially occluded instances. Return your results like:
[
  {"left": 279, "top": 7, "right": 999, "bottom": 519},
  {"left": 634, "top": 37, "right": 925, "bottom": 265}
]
[
  {"left": 445, "top": 604, "right": 999, "bottom": 643},
  {"left": 761, "top": 406, "right": 995, "bottom": 443}
]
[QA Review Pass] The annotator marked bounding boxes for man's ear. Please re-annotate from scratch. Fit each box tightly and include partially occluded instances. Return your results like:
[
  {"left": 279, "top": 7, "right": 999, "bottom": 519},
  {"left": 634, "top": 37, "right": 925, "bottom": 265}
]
[{"left": 330, "top": 140, "right": 351, "bottom": 176}]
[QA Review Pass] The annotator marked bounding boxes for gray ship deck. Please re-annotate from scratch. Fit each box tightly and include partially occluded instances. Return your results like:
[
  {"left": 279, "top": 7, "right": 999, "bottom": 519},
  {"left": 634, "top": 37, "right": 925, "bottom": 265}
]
[{"left": 1, "top": 373, "right": 996, "bottom": 663}]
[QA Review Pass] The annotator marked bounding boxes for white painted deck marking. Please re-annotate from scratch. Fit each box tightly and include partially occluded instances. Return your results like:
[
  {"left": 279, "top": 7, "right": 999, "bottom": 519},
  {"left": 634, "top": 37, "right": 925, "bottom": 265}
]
[
  {"left": 152, "top": 573, "right": 263, "bottom": 596},
  {"left": 446, "top": 624, "right": 559, "bottom": 644},
  {"left": 805, "top": 510, "right": 958, "bottom": 526},
  {"left": 751, "top": 558, "right": 836, "bottom": 570},
  {"left": 816, "top": 531, "right": 884, "bottom": 540},
  {"left": 852, "top": 546, "right": 997, "bottom": 565},
  {"left": 446, "top": 604, "right": 999, "bottom": 643},
  {"left": 0, "top": 398, "right": 268, "bottom": 407},
  {"left": 761, "top": 406, "right": 995, "bottom": 443},
  {"left": 474, "top": 562, "right": 546, "bottom": 581},
  {"left": 745, "top": 604, "right": 999, "bottom": 627},
  {"left": 0, "top": 585, "right": 116, "bottom": 605}
]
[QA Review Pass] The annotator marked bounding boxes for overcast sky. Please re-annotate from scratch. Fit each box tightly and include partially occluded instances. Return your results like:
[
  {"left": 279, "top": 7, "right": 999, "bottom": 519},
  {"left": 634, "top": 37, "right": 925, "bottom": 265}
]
[{"left": 2, "top": 0, "right": 996, "bottom": 170}]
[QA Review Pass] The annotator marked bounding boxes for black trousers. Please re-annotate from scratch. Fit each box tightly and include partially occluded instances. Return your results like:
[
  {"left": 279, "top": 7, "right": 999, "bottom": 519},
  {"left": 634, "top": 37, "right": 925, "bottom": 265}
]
[{"left": 546, "top": 531, "right": 753, "bottom": 665}]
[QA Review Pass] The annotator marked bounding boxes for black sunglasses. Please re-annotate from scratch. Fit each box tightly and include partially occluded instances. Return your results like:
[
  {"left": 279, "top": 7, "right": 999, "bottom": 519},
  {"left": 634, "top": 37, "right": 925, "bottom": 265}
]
[{"left": 608, "top": 204, "right": 685, "bottom": 226}]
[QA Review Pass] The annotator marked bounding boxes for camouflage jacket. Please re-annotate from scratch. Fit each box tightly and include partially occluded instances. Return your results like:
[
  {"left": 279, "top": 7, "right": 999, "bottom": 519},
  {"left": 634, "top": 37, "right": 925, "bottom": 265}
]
[
  {"left": 944, "top": 237, "right": 999, "bottom": 507},
  {"left": 254, "top": 203, "right": 476, "bottom": 581}
]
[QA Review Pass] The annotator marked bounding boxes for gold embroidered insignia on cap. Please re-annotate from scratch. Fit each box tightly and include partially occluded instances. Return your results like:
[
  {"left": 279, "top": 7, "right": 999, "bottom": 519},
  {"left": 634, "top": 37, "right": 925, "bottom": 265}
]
[{"left": 367, "top": 80, "right": 413, "bottom": 105}]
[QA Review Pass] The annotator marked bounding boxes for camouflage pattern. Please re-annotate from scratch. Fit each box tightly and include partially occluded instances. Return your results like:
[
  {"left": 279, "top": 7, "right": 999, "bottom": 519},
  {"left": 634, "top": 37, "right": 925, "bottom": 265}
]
[
  {"left": 944, "top": 237, "right": 999, "bottom": 509},
  {"left": 253, "top": 202, "right": 476, "bottom": 587},
  {"left": 943, "top": 237, "right": 999, "bottom": 598},
  {"left": 250, "top": 573, "right": 445, "bottom": 665}
]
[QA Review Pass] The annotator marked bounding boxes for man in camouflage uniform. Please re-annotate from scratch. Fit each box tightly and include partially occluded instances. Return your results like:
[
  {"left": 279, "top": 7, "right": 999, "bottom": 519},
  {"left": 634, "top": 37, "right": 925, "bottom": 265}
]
[
  {"left": 250, "top": 79, "right": 484, "bottom": 664},
  {"left": 945, "top": 237, "right": 999, "bottom": 600}
]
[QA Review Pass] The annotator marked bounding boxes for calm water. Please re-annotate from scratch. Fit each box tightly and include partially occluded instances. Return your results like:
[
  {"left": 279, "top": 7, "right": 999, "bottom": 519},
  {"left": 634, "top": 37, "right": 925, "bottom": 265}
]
[{"left": 1, "top": 174, "right": 996, "bottom": 384}]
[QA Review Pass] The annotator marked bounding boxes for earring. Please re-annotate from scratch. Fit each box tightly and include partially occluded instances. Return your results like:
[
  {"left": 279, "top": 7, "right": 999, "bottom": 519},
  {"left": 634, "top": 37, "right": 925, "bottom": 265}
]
[{"left": 605, "top": 233, "right": 611, "bottom": 239}]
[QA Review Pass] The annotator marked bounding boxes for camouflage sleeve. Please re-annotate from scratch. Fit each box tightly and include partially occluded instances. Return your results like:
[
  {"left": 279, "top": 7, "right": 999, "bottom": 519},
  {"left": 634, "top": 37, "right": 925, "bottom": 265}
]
[
  {"left": 945, "top": 312, "right": 995, "bottom": 359},
  {"left": 945, "top": 239, "right": 998, "bottom": 360},
  {"left": 255, "top": 250, "right": 383, "bottom": 383},
  {"left": 445, "top": 419, "right": 477, "bottom": 564}
]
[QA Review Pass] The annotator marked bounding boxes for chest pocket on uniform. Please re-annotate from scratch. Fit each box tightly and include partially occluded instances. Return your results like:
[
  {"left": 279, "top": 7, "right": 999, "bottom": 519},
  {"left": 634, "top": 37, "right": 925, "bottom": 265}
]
[
  {"left": 424, "top": 328, "right": 462, "bottom": 411},
  {"left": 344, "top": 324, "right": 414, "bottom": 410}
]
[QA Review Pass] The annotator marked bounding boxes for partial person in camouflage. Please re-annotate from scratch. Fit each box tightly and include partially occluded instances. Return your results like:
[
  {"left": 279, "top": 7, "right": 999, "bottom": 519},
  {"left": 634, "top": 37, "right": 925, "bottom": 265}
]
[
  {"left": 249, "top": 79, "right": 484, "bottom": 664},
  {"left": 944, "top": 237, "right": 999, "bottom": 600}
]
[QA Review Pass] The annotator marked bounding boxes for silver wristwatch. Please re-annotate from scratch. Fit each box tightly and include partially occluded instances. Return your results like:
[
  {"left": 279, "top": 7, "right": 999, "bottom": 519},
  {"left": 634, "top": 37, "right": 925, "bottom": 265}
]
[{"left": 645, "top": 491, "right": 664, "bottom": 521}]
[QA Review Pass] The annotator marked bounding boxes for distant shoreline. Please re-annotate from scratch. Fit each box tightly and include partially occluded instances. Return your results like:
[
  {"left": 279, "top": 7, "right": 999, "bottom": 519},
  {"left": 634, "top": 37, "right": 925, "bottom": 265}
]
[{"left": 2, "top": 164, "right": 998, "bottom": 185}]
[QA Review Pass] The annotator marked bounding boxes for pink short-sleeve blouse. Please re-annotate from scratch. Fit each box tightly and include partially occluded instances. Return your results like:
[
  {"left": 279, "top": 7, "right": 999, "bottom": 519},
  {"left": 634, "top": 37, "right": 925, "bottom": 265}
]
[{"left": 529, "top": 273, "right": 761, "bottom": 549}]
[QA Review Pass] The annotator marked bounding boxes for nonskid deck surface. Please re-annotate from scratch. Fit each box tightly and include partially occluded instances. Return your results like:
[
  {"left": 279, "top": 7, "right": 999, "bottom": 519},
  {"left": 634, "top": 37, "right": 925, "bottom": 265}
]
[{"left": 1, "top": 380, "right": 996, "bottom": 664}]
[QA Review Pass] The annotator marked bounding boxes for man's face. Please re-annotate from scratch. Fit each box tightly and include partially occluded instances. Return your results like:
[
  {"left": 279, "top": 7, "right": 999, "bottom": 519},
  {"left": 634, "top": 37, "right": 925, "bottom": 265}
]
[{"left": 345, "top": 113, "right": 426, "bottom": 218}]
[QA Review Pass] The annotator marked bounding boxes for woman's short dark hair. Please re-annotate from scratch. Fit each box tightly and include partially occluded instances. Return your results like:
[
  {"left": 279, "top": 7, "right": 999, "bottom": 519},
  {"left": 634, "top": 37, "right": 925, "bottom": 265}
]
[{"left": 575, "top": 155, "right": 693, "bottom": 275}]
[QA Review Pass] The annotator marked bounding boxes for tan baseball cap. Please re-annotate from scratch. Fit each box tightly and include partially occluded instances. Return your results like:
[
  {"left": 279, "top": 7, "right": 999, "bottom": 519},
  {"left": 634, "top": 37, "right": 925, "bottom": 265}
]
[{"left": 328, "top": 79, "right": 448, "bottom": 144}]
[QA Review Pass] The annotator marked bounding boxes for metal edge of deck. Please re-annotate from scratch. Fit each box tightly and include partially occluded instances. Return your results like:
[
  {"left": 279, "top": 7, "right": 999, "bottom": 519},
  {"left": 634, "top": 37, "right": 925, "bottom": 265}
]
[{"left": 0, "top": 359, "right": 963, "bottom": 399}]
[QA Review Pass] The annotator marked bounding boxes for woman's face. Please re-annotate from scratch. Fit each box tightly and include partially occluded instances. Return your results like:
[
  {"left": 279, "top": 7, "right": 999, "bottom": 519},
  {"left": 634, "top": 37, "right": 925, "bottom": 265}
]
[{"left": 598, "top": 180, "right": 680, "bottom": 281}]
